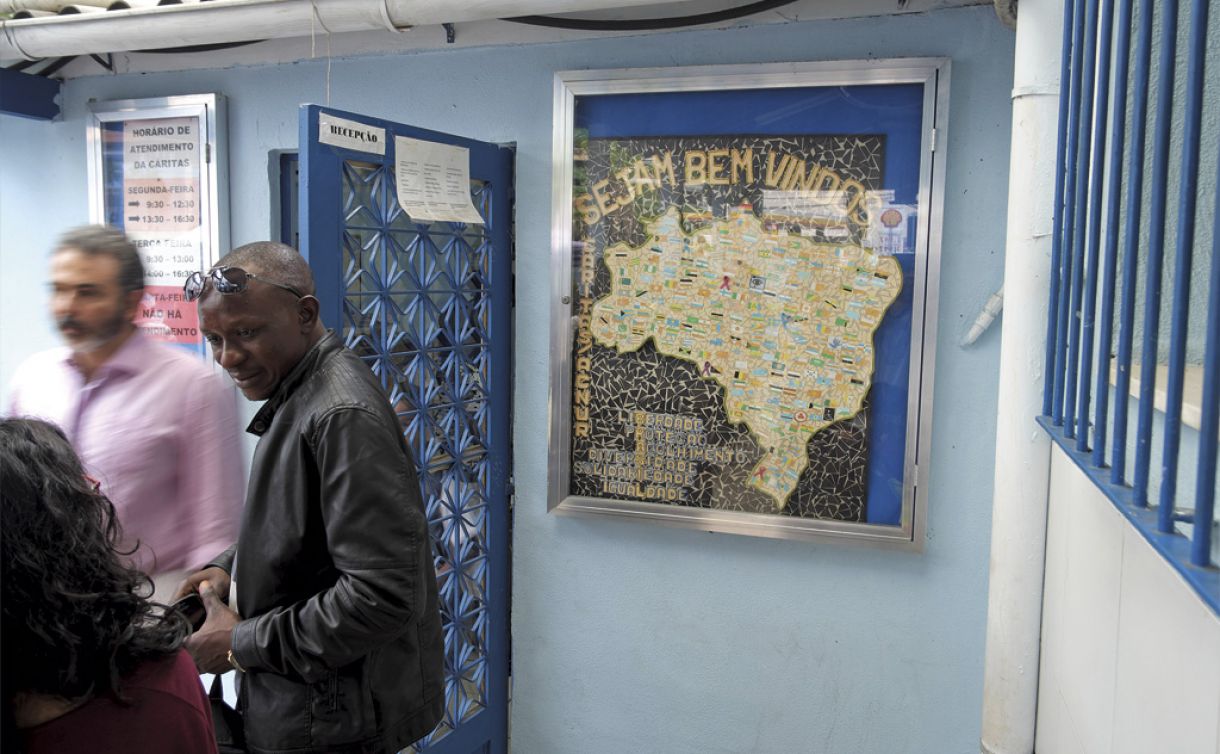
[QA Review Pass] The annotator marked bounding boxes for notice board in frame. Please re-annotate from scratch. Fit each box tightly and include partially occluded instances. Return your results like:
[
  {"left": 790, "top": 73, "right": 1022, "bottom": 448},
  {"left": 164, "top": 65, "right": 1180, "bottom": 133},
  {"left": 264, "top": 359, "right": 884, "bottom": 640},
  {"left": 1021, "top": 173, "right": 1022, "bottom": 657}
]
[
  {"left": 86, "top": 94, "right": 228, "bottom": 355},
  {"left": 547, "top": 60, "right": 949, "bottom": 548}
]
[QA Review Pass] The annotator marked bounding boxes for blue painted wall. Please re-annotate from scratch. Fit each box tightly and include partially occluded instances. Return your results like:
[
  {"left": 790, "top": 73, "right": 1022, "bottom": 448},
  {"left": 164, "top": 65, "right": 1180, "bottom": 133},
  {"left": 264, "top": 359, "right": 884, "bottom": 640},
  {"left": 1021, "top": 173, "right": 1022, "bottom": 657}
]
[
  {"left": 0, "top": 114, "right": 82, "bottom": 395},
  {"left": 0, "top": 6, "right": 1013, "bottom": 752}
]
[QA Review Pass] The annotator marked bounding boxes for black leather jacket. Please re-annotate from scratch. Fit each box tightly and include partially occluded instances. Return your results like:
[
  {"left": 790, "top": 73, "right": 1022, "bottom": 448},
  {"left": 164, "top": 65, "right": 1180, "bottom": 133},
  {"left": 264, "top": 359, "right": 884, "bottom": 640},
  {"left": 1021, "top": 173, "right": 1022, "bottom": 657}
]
[{"left": 209, "top": 332, "right": 444, "bottom": 754}]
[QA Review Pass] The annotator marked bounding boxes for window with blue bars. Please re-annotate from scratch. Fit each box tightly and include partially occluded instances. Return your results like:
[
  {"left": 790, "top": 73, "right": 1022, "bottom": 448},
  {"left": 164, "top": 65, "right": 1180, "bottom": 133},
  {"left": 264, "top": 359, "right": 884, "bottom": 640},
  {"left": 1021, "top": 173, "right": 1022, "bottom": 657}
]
[{"left": 1041, "top": 0, "right": 1219, "bottom": 613}]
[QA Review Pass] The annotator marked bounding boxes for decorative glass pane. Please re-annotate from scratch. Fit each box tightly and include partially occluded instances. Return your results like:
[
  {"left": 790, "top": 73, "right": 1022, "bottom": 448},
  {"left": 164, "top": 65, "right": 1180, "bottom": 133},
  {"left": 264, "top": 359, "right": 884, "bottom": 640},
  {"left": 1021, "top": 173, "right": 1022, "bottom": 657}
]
[{"left": 341, "top": 159, "right": 493, "bottom": 750}]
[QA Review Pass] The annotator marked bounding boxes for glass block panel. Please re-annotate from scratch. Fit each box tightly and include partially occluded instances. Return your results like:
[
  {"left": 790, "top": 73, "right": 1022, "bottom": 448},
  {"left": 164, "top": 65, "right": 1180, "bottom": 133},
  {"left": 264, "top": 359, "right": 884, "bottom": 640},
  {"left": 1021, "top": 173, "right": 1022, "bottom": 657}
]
[
  {"left": 338, "top": 162, "right": 492, "bottom": 753},
  {"left": 341, "top": 161, "right": 383, "bottom": 228}
]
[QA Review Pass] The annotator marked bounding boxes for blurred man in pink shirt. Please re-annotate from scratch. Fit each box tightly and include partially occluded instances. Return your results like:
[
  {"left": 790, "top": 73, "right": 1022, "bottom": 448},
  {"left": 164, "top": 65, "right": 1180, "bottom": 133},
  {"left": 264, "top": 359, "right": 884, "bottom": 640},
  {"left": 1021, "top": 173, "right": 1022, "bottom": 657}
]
[{"left": 7, "top": 225, "right": 244, "bottom": 601}]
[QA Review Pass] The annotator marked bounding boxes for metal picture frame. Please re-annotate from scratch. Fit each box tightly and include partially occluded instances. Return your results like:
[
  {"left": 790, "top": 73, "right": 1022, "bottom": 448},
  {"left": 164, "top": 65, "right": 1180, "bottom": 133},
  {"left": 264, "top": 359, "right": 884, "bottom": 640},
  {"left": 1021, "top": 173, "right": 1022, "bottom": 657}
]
[{"left": 547, "top": 60, "right": 949, "bottom": 549}]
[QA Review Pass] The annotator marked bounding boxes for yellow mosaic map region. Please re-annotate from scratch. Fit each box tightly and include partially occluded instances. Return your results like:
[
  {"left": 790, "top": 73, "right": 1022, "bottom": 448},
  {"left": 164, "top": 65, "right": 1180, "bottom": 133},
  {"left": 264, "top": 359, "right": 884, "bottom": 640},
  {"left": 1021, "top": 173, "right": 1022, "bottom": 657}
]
[{"left": 590, "top": 205, "right": 903, "bottom": 509}]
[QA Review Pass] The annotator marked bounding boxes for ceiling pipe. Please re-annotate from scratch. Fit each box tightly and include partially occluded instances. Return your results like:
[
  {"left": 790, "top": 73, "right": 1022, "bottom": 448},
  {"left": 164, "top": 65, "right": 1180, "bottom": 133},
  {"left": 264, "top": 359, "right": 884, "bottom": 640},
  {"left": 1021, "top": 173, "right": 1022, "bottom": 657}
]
[
  {"left": 4, "top": 0, "right": 109, "bottom": 12},
  {"left": 993, "top": 0, "right": 1016, "bottom": 29},
  {"left": 0, "top": 0, "right": 690, "bottom": 60}
]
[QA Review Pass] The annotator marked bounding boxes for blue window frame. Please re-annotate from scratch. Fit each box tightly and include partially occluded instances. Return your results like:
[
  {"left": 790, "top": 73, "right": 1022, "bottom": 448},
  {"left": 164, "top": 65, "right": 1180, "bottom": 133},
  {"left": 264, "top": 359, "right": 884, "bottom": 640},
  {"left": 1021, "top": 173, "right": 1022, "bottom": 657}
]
[{"left": 1042, "top": 0, "right": 1219, "bottom": 614}]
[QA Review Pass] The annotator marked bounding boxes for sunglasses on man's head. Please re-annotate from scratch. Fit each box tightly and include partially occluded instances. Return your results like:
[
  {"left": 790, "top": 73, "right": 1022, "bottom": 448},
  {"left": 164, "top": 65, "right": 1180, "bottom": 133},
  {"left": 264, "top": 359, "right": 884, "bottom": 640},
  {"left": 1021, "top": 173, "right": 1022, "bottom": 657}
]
[{"left": 183, "top": 266, "right": 304, "bottom": 302}]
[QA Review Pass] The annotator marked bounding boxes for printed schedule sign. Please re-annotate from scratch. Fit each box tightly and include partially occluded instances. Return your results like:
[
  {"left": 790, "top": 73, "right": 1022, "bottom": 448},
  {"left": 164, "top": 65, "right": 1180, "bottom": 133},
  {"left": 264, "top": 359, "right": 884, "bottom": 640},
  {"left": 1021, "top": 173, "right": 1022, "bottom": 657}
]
[{"left": 89, "top": 96, "right": 226, "bottom": 352}]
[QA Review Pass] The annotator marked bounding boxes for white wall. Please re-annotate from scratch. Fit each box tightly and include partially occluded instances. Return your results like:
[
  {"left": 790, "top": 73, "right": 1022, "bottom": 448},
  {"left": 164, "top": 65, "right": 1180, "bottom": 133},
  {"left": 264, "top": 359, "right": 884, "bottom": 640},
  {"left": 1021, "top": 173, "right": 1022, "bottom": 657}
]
[
  {"left": 0, "top": 6, "right": 1015, "bottom": 752},
  {"left": 1037, "top": 445, "right": 1220, "bottom": 754}
]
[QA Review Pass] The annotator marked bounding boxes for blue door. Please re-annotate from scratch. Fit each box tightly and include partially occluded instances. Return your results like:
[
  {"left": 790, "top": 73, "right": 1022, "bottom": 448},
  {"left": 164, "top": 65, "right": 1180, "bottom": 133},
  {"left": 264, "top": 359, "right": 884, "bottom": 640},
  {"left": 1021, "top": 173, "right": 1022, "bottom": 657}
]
[{"left": 299, "top": 104, "right": 511, "bottom": 754}]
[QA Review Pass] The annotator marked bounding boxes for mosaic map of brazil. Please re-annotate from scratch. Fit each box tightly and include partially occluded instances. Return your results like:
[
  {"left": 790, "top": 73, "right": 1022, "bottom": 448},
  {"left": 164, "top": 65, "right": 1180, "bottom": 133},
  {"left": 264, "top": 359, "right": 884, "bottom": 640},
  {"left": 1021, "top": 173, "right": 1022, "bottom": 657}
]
[{"left": 590, "top": 205, "right": 903, "bottom": 510}]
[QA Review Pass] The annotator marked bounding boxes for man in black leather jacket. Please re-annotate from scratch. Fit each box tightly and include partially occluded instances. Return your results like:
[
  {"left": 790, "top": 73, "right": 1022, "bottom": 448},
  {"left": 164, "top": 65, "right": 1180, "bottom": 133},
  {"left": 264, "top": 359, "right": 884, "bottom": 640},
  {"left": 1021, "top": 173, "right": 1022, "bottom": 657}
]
[{"left": 176, "top": 242, "right": 444, "bottom": 754}]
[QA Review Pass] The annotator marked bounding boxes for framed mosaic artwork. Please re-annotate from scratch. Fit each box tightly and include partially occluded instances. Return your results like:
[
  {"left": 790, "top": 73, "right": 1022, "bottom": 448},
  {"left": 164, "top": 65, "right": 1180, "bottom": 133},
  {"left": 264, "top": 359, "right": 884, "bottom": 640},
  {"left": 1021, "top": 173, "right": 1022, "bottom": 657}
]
[{"left": 547, "top": 61, "right": 950, "bottom": 548}]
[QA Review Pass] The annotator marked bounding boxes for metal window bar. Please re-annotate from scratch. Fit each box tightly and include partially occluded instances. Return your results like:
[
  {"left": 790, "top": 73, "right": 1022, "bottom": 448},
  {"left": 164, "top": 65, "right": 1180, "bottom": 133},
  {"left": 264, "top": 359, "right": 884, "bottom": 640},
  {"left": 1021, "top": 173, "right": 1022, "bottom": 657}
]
[
  {"left": 1157, "top": 0, "right": 1208, "bottom": 532},
  {"left": 1091, "top": 0, "right": 1134, "bottom": 470},
  {"left": 1195, "top": 140, "right": 1220, "bottom": 567},
  {"left": 1076, "top": 0, "right": 1115, "bottom": 452},
  {"left": 1052, "top": 0, "right": 1088, "bottom": 426},
  {"left": 1111, "top": 0, "right": 1155, "bottom": 484},
  {"left": 1041, "top": 0, "right": 1220, "bottom": 614},
  {"left": 1062, "top": 0, "right": 1101, "bottom": 440},
  {"left": 1131, "top": 0, "right": 1178, "bottom": 508},
  {"left": 1107, "top": 0, "right": 1151, "bottom": 480},
  {"left": 1043, "top": 0, "right": 1079, "bottom": 418}
]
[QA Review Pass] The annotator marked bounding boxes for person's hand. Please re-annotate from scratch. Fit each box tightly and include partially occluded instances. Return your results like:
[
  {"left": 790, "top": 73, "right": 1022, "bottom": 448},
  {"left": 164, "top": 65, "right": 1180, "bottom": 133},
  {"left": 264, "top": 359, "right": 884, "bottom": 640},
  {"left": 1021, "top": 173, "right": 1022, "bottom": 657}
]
[
  {"left": 170, "top": 566, "right": 231, "bottom": 603},
  {"left": 184, "top": 580, "right": 242, "bottom": 674}
]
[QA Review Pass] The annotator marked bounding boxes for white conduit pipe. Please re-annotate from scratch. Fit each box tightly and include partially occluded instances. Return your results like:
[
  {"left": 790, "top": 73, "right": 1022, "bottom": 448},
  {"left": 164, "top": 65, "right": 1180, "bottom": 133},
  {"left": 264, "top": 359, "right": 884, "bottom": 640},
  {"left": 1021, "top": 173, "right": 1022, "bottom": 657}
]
[
  {"left": 3, "top": 0, "right": 110, "bottom": 12},
  {"left": 978, "top": 0, "right": 1062, "bottom": 752},
  {"left": 0, "top": 0, "right": 687, "bottom": 59},
  {"left": 961, "top": 285, "right": 1005, "bottom": 347}
]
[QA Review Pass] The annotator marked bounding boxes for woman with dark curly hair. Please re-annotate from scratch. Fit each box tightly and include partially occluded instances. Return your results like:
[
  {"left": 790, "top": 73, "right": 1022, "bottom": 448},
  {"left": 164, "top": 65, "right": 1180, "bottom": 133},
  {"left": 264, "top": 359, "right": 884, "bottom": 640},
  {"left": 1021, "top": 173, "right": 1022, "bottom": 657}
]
[{"left": 0, "top": 417, "right": 217, "bottom": 752}]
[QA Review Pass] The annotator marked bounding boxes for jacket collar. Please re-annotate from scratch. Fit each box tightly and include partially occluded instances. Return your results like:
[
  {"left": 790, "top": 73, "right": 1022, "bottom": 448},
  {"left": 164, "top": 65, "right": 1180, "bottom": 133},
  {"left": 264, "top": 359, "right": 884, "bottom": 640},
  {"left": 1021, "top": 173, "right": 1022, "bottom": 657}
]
[{"left": 246, "top": 330, "right": 342, "bottom": 436}]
